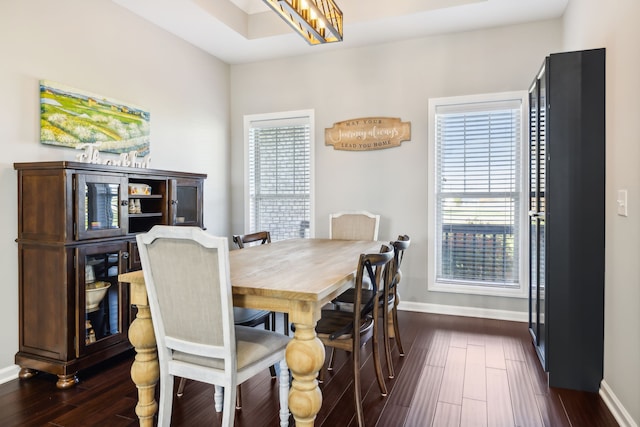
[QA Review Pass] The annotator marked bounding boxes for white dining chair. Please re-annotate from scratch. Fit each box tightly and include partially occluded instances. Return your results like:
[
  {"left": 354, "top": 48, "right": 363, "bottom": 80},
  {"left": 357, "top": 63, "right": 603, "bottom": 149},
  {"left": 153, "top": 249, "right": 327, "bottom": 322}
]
[
  {"left": 176, "top": 231, "right": 276, "bottom": 403},
  {"left": 136, "top": 225, "right": 291, "bottom": 427},
  {"left": 329, "top": 210, "right": 380, "bottom": 241}
]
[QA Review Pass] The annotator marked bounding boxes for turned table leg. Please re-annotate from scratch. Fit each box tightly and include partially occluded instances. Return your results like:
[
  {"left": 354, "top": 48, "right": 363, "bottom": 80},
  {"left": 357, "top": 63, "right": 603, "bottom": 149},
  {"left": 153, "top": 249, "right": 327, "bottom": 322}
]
[
  {"left": 128, "top": 281, "right": 159, "bottom": 427},
  {"left": 286, "top": 322, "right": 324, "bottom": 426}
]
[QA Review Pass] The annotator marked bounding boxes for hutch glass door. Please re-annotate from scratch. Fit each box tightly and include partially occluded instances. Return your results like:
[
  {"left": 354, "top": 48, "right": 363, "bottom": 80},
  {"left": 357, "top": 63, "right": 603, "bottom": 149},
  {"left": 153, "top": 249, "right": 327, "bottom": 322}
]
[
  {"left": 77, "top": 242, "right": 129, "bottom": 356},
  {"left": 528, "top": 68, "right": 548, "bottom": 368},
  {"left": 169, "top": 178, "right": 203, "bottom": 226},
  {"left": 76, "top": 173, "right": 128, "bottom": 240}
]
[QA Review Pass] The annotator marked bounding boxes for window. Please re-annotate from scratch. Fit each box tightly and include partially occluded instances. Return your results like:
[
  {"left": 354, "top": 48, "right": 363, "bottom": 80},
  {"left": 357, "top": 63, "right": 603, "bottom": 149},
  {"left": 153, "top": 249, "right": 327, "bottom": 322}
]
[
  {"left": 244, "top": 110, "right": 314, "bottom": 241},
  {"left": 428, "top": 92, "right": 528, "bottom": 297}
]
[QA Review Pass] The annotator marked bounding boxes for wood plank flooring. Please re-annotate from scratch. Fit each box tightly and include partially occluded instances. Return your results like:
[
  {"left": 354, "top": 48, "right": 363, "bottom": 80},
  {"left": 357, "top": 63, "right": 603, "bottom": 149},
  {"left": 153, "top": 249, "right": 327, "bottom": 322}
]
[{"left": 0, "top": 311, "right": 619, "bottom": 426}]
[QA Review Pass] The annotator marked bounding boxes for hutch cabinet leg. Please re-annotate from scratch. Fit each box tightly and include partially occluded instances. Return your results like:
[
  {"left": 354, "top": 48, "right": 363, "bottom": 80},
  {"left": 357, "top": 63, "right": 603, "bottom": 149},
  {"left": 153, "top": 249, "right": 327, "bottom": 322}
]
[
  {"left": 56, "top": 374, "right": 78, "bottom": 389},
  {"left": 129, "top": 298, "right": 159, "bottom": 427},
  {"left": 18, "top": 367, "right": 37, "bottom": 379}
]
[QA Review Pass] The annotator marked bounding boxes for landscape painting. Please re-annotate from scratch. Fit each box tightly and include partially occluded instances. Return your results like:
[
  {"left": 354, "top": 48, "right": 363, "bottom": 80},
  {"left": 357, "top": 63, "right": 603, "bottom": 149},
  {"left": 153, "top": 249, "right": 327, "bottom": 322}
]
[{"left": 40, "top": 80, "right": 150, "bottom": 156}]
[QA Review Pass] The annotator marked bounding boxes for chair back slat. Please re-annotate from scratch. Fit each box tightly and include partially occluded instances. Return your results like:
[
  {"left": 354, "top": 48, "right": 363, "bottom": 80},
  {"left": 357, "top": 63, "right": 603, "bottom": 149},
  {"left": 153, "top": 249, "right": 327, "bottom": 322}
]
[
  {"left": 390, "top": 235, "right": 411, "bottom": 292},
  {"left": 329, "top": 244, "right": 393, "bottom": 340},
  {"left": 233, "top": 231, "right": 271, "bottom": 248}
]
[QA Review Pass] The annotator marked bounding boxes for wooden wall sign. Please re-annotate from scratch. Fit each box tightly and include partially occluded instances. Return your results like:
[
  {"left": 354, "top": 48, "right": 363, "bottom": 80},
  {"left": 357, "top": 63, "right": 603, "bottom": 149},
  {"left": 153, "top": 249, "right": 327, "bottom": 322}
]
[{"left": 325, "top": 117, "right": 411, "bottom": 151}]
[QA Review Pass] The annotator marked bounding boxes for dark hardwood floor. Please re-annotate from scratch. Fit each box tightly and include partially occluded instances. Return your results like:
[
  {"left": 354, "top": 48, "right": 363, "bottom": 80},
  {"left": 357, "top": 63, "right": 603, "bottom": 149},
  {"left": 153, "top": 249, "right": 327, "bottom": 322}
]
[{"left": 0, "top": 312, "right": 619, "bottom": 426}]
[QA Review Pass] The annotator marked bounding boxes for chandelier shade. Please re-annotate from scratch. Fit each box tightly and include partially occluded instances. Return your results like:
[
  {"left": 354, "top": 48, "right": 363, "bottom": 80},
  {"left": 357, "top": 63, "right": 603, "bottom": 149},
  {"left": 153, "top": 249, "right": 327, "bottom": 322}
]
[{"left": 263, "top": 0, "right": 343, "bottom": 45}]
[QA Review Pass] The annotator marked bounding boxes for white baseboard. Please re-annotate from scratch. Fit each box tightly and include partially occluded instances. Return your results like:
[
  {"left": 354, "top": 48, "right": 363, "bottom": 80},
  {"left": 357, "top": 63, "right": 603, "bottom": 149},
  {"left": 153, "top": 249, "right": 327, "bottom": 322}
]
[
  {"left": 600, "top": 380, "right": 638, "bottom": 427},
  {"left": 398, "top": 301, "right": 528, "bottom": 323},
  {"left": 0, "top": 364, "right": 20, "bottom": 385}
]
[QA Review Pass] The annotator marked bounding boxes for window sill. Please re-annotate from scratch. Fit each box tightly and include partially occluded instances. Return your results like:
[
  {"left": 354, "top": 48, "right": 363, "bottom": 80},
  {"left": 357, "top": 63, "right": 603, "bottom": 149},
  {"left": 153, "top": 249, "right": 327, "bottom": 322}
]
[{"left": 428, "top": 281, "right": 527, "bottom": 299}]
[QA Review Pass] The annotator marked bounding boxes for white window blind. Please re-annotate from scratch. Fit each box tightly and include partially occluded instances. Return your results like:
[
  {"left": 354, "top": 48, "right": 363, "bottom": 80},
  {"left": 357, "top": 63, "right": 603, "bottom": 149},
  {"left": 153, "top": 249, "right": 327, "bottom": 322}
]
[
  {"left": 248, "top": 115, "right": 311, "bottom": 241},
  {"left": 432, "top": 97, "right": 524, "bottom": 292}
]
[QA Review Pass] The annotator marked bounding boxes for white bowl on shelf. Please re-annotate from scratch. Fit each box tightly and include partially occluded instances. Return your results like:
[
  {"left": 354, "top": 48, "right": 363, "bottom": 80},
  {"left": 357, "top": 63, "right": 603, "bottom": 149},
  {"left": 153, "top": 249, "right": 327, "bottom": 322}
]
[{"left": 86, "top": 282, "right": 111, "bottom": 313}]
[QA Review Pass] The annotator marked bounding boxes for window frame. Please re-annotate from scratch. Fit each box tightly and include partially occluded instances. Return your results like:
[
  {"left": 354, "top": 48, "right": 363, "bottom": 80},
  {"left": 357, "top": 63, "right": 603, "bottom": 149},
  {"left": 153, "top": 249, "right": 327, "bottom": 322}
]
[
  {"left": 427, "top": 92, "right": 529, "bottom": 298},
  {"left": 243, "top": 109, "right": 315, "bottom": 240}
]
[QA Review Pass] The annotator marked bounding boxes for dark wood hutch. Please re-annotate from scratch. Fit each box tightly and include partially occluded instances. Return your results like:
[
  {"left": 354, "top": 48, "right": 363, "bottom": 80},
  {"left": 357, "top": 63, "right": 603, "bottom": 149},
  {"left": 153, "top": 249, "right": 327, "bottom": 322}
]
[{"left": 14, "top": 161, "right": 206, "bottom": 388}]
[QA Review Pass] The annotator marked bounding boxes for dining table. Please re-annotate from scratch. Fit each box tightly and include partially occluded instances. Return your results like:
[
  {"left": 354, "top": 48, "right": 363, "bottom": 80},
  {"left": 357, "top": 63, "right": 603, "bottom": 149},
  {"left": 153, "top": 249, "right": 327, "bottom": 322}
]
[{"left": 118, "top": 237, "right": 382, "bottom": 426}]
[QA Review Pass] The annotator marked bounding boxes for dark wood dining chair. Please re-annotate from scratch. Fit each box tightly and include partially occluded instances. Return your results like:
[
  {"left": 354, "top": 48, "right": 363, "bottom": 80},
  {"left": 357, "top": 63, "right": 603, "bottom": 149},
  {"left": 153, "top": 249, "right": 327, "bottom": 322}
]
[
  {"left": 331, "top": 235, "right": 411, "bottom": 379},
  {"left": 315, "top": 244, "right": 394, "bottom": 427},
  {"left": 232, "top": 231, "right": 289, "bottom": 337},
  {"left": 381, "top": 235, "right": 410, "bottom": 377},
  {"left": 325, "top": 211, "right": 381, "bottom": 370},
  {"left": 231, "top": 232, "right": 275, "bottom": 336}
]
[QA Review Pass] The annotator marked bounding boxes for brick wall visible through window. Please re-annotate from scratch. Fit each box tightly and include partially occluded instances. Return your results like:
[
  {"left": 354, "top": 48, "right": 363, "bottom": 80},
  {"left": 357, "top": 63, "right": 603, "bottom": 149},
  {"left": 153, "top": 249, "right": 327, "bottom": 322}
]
[{"left": 247, "top": 114, "right": 311, "bottom": 241}]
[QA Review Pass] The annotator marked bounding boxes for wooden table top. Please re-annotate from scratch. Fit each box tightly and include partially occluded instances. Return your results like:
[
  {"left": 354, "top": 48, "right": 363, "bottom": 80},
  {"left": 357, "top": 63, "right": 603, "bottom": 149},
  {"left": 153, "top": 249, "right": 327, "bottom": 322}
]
[
  {"left": 120, "top": 238, "right": 382, "bottom": 303},
  {"left": 229, "top": 238, "right": 382, "bottom": 302}
]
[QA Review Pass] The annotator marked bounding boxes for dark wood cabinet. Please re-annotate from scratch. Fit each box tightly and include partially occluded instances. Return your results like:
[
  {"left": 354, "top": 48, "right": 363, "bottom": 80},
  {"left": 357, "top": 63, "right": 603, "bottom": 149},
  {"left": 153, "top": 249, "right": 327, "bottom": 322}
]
[
  {"left": 528, "top": 48, "right": 605, "bottom": 392},
  {"left": 14, "top": 161, "right": 206, "bottom": 388}
]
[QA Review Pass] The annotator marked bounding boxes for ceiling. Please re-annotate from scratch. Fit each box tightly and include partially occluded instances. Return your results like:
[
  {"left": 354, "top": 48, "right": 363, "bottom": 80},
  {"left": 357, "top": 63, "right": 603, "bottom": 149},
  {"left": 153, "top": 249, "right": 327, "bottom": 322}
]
[{"left": 111, "top": 0, "right": 568, "bottom": 64}]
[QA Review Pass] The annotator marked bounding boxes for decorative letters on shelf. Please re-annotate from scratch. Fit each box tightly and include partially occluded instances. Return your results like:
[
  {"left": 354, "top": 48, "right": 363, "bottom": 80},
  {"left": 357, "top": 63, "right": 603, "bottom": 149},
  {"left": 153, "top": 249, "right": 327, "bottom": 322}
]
[
  {"left": 76, "top": 143, "right": 151, "bottom": 168},
  {"left": 325, "top": 117, "right": 411, "bottom": 151}
]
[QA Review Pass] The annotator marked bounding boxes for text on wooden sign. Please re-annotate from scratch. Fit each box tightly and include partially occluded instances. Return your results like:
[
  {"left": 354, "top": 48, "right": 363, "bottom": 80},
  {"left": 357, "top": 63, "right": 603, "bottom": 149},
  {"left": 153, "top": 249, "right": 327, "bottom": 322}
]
[{"left": 325, "top": 117, "right": 411, "bottom": 151}]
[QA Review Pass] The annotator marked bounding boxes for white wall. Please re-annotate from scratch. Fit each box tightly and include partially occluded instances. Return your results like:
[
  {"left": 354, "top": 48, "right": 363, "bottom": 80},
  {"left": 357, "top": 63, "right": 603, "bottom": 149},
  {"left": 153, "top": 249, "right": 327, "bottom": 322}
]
[
  {"left": 0, "top": 0, "right": 230, "bottom": 375},
  {"left": 230, "top": 20, "right": 563, "bottom": 315},
  {"left": 563, "top": 0, "right": 640, "bottom": 424}
]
